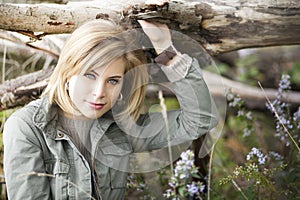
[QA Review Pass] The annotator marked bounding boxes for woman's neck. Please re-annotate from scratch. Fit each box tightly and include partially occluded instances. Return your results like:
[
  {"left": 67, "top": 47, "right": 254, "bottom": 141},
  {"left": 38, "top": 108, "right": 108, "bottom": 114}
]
[{"left": 58, "top": 108, "right": 92, "bottom": 121}]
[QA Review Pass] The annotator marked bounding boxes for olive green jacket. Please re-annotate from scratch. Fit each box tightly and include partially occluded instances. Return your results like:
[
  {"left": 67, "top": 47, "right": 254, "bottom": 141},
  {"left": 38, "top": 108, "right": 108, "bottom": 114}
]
[{"left": 3, "top": 55, "right": 219, "bottom": 200}]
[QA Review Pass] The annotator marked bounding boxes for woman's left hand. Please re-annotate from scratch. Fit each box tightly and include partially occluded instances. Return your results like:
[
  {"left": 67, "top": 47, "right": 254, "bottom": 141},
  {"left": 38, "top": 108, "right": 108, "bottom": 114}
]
[{"left": 137, "top": 20, "right": 172, "bottom": 54}]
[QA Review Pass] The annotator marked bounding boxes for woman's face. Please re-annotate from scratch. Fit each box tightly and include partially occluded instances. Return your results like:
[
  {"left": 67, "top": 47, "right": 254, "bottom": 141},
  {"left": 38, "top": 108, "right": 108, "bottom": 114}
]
[{"left": 67, "top": 58, "right": 126, "bottom": 119}]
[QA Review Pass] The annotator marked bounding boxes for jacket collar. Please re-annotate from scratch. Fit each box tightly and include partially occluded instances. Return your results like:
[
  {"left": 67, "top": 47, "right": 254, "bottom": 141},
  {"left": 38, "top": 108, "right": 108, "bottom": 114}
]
[
  {"left": 32, "top": 97, "right": 59, "bottom": 139},
  {"left": 33, "top": 96, "right": 115, "bottom": 139}
]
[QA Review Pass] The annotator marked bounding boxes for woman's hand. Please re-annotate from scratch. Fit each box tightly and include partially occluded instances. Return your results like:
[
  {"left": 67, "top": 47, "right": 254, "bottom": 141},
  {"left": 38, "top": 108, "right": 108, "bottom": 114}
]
[
  {"left": 139, "top": 0, "right": 171, "bottom": 54},
  {"left": 145, "top": 0, "right": 169, "bottom": 6},
  {"left": 137, "top": 20, "right": 172, "bottom": 54}
]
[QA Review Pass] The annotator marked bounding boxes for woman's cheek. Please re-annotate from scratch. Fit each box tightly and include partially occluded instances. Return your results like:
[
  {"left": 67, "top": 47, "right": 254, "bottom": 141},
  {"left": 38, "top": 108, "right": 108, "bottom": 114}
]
[
  {"left": 68, "top": 76, "right": 88, "bottom": 101},
  {"left": 68, "top": 76, "right": 77, "bottom": 100},
  {"left": 111, "top": 85, "right": 123, "bottom": 105}
]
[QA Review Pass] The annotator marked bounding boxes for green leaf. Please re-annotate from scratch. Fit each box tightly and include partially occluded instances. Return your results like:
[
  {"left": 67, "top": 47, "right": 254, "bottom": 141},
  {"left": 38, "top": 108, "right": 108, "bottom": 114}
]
[
  {"left": 178, "top": 186, "right": 186, "bottom": 197},
  {"left": 191, "top": 174, "right": 201, "bottom": 179}
]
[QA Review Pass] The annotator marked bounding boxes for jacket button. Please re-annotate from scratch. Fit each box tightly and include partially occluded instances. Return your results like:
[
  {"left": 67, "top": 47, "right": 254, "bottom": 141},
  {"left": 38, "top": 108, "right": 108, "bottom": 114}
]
[{"left": 57, "top": 132, "right": 64, "bottom": 138}]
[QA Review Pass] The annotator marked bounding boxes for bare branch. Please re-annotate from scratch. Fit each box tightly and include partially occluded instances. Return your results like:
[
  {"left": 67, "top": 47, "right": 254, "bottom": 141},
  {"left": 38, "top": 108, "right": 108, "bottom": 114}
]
[{"left": 0, "top": 0, "right": 300, "bottom": 54}]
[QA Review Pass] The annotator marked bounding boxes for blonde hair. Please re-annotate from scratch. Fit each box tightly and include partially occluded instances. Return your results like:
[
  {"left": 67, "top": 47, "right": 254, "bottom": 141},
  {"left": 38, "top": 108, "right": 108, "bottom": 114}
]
[{"left": 42, "top": 19, "right": 148, "bottom": 121}]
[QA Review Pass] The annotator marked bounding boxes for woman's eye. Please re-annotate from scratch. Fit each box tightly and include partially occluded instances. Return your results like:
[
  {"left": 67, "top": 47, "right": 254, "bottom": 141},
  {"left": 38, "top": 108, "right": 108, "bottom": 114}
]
[
  {"left": 84, "top": 73, "right": 96, "bottom": 80},
  {"left": 107, "top": 79, "right": 119, "bottom": 85}
]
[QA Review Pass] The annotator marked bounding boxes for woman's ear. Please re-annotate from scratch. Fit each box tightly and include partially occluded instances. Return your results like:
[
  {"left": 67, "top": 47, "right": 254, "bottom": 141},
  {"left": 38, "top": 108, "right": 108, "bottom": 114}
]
[{"left": 65, "top": 81, "right": 69, "bottom": 91}]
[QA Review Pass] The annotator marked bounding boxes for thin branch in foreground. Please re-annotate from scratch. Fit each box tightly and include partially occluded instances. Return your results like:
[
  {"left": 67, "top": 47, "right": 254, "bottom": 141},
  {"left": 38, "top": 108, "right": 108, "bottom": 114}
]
[
  {"left": 258, "top": 81, "right": 300, "bottom": 153},
  {"left": 207, "top": 144, "right": 214, "bottom": 200},
  {"left": 231, "top": 179, "right": 249, "bottom": 200},
  {"left": 17, "top": 30, "right": 48, "bottom": 41},
  {"left": 2, "top": 44, "right": 6, "bottom": 83},
  {"left": 158, "top": 90, "right": 174, "bottom": 175},
  {"left": 17, "top": 172, "right": 98, "bottom": 200},
  {"left": 0, "top": 34, "right": 59, "bottom": 59}
]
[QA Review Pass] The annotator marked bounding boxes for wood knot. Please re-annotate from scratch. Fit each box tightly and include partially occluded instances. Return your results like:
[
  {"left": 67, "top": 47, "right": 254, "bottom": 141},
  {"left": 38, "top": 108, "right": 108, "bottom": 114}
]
[
  {"left": 47, "top": 21, "right": 63, "bottom": 26},
  {"left": 96, "top": 13, "right": 109, "bottom": 20}
]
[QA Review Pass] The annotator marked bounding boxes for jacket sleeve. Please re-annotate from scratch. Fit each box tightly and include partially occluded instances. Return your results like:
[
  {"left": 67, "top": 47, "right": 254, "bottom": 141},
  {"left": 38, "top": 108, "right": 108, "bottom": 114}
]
[
  {"left": 3, "top": 114, "right": 51, "bottom": 200},
  {"left": 129, "top": 54, "right": 219, "bottom": 151}
]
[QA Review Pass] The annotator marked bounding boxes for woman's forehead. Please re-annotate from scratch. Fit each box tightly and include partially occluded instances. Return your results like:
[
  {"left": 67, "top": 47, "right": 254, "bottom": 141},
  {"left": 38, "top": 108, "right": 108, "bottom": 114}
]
[{"left": 88, "top": 58, "right": 126, "bottom": 74}]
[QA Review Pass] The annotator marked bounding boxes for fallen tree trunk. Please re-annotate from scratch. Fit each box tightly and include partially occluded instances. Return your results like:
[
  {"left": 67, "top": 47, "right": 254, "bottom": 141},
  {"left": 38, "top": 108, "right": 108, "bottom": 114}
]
[
  {"left": 1, "top": 68, "right": 299, "bottom": 111},
  {"left": 0, "top": 68, "right": 53, "bottom": 110},
  {"left": 0, "top": 0, "right": 300, "bottom": 55},
  {"left": 203, "top": 71, "right": 300, "bottom": 109}
]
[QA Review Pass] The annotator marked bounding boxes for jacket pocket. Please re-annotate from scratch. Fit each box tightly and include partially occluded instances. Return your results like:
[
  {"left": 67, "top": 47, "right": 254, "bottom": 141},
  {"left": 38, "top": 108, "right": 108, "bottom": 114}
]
[
  {"left": 45, "top": 159, "right": 70, "bottom": 200},
  {"left": 97, "top": 139, "right": 132, "bottom": 172},
  {"left": 45, "top": 159, "right": 70, "bottom": 174},
  {"left": 100, "top": 141, "right": 132, "bottom": 156}
]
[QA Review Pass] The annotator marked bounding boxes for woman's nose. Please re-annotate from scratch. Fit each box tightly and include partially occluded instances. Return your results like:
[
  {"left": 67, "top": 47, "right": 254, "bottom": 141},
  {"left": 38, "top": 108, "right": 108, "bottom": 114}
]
[{"left": 93, "top": 82, "right": 106, "bottom": 98}]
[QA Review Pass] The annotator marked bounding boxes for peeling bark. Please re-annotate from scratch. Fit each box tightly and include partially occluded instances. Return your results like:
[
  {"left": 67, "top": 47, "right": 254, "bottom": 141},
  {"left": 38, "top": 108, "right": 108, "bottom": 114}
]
[
  {"left": 0, "top": 0, "right": 299, "bottom": 54},
  {"left": 0, "top": 68, "right": 53, "bottom": 110}
]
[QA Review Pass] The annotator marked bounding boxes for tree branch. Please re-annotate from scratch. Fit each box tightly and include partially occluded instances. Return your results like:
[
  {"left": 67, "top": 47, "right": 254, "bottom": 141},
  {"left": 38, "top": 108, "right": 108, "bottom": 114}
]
[
  {"left": 0, "top": 0, "right": 300, "bottom": 55},
  {"left": 0, "top": 68, "right": 53, "bottom": 110}
]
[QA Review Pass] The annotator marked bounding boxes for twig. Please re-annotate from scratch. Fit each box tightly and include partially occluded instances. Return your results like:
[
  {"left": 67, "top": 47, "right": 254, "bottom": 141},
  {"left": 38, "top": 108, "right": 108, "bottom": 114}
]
[
  {"left": 26, "top": 43, "right": 59, "bottom": 59},
  {"left": 258, "top": 81, "right": 300, "bottom": 153},
  {"left": 158, "top": 90, "right": 174, "bottom": 174},
  {"left": 0, "top": 34, "right": 59, "bottom": 59},
  {"left": 231, "top": 180, "right": 249, "bottom": 200},
  {"left": 207, "top": 144, "right": 248, "bottom": 200},
  {"left": 17, "top": 30, "right": 48, "bottom": 41},
  {"left": 214, "top": 141, "right": 249, "bottom": 199},
  {"left": 18, "top": 172, "right": 98, "bottom": 200},
  {"left": 2, "top": 44, "right": 6, "bottom": 83},
  {"left": 207, "top": 144, "right": 214, "bottom": 200}
]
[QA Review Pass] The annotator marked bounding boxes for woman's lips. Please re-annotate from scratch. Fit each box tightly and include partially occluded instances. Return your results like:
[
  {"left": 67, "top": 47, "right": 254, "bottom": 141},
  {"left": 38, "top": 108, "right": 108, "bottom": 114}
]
[{"left": 87, "top": 102, "right": 105, "bottom": 110}]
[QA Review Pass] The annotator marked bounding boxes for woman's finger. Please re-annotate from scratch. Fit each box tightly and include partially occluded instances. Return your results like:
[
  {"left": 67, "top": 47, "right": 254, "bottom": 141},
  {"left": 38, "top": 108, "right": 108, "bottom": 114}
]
[{"left": 145, "top": 0, "right": 169, "bottom": 6}]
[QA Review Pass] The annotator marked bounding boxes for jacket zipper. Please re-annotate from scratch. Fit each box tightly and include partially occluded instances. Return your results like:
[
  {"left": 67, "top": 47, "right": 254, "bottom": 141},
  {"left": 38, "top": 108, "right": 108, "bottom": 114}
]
[{"left": 57, "top": 129, "right": 96, "bottom": 199}]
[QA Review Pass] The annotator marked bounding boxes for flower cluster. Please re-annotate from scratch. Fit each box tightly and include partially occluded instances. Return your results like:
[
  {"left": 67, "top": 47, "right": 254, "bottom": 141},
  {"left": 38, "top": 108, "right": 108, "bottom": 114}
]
[
  {"left": 278, "top": 74, "right": 291, "bottom": 92},
  {"left": 227, "top": 92, "right": 243, "bottom": 108},
  {"left": 186, "top": 182, "right": 205, "bottom": 197},
  {"left": 173, "top": 150, "right": 198, "bottom": 180},
  {"left": 246, "top": 147, "right": 268, "bottom": 165},
  {"left": 226, "top": 90, "right": 254, "bottom": 137},
  {"left": 268, "top": 151, "right": 283, "bottom": 161},
  {"left": 220, "top": 73, "right": 298, "bottom": 198},
  {"left": 126, "top": 173, "right": 156, "bottom": 199},
  {"left": 266, "top": 74, "right": 300, "bottom": 147},
  {"left": 164, "top": 150, "right": 205, "bottom": 199},
  {"left": 293, "top": 107, "right": 300, "bottom": 129},
  {"left": 220, "top": 147, "right": 285, "bottom": 188},
  {"left": 246, "top": 147, "right": 285, "bottom": 166}
]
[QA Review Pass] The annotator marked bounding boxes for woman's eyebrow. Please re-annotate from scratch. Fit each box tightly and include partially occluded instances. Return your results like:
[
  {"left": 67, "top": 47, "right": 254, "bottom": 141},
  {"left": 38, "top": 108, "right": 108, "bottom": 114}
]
[
  {"left": 90, "top": 70, "right": 99, "bottom": 76},
  {"left": 108, "top": 75, "right": 123, "bottom": 79},
  {"left": 90, "top": 70, "right": 122, "bottom": 79}
]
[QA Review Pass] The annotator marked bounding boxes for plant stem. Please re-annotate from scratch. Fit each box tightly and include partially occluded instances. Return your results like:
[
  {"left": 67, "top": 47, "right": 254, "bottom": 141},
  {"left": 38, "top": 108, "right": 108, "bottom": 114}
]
[
  {"left": 207, "top": 144, "right": 215, "bottom": 200},
  {"left": 18, "top": 172, "right": 97, "bottom": 200},
  {"left": 258, "top": 81, "right": 300, "bottom": 153},
  {"left": 232, "top": 180, "right": 249, "bottom": 200},
  {"left": 158, "top": 90, "right": 174, "bottom": 174}
]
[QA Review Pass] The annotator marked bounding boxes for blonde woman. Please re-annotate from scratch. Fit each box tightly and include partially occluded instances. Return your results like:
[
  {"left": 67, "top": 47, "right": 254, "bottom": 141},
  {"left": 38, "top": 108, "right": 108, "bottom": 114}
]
[{"left": 3, "top": 18, "right": 219, "bottom": 199}]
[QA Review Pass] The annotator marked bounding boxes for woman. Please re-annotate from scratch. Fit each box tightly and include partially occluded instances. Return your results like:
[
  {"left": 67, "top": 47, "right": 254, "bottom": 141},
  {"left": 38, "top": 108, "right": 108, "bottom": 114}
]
[{"left": 3, "top": 18, "right": 219, "bottom": 199}]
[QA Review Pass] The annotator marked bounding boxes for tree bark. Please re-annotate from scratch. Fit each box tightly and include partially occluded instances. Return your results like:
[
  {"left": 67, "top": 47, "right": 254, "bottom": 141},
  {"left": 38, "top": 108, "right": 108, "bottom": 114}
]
[
  {"left": 203, "top": 70, "right": 300, "bottom": 109},
  {"left": 0, "top": 0, "right": 300, "bottom": 55},
  {"left": 0, "top": 68, "right": 53, "bottom": 110}
]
